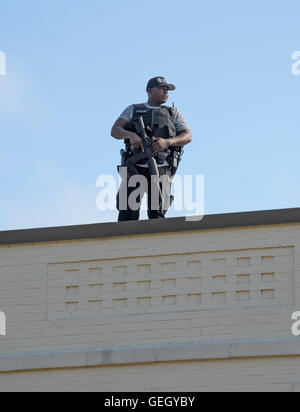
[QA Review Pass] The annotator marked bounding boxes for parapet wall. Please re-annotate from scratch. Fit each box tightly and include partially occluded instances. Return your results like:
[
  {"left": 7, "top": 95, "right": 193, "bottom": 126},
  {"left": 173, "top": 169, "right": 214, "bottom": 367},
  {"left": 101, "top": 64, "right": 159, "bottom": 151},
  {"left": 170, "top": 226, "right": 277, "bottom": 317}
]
[{"left": 1, "top": 209, "right": 300, "bottom": 391}]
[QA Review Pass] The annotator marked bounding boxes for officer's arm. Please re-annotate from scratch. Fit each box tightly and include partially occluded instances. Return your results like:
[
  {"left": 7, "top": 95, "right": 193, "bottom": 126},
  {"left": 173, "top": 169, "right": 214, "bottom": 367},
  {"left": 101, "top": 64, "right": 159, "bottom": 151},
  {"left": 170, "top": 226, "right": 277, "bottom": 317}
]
[
  {"left": 168, "top": 129, "right": 192, "bottom": 148},
  {"left": 111, "top": 118, "right": 134, "bottom": 140},
  {"left": 111, "top": 118, "right": 144, "bottom": 150}
]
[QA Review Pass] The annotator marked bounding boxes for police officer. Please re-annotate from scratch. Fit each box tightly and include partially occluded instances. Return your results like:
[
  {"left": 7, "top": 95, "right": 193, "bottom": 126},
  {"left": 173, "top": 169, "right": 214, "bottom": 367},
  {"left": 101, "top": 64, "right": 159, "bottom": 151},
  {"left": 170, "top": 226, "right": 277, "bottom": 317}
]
[{"left": 111, "top": 76, "right": 192, "bottom": 221}]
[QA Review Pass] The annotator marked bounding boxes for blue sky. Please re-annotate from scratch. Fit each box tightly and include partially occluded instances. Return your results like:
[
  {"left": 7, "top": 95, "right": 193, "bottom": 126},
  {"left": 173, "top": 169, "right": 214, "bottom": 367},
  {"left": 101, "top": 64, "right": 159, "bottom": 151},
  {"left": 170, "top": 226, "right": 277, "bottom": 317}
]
[{"left": 0, "top": 0, "right": 300, "bottom": 229}]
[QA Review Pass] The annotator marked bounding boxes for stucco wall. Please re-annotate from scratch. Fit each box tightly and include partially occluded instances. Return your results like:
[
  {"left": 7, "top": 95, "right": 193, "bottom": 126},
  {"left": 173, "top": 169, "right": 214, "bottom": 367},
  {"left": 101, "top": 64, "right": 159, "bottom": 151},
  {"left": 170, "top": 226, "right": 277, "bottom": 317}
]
[{"left": 0, "top": 217, "right": 300, "bottom": 391}]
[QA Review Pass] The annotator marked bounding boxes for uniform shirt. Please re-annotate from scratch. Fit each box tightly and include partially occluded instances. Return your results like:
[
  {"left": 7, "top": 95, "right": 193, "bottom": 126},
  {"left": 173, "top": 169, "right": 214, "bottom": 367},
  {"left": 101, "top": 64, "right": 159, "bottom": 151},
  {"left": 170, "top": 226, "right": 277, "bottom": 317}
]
[{"left": 119, "top": 103, "right": 190, "bottom": 168}]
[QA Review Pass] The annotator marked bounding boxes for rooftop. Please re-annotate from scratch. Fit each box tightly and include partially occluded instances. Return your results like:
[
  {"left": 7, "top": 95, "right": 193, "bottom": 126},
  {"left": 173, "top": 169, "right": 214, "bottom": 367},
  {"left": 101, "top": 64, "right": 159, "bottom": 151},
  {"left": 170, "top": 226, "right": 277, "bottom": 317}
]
[{"left": 1, "top": 207, "right": 300, "bottom": 246}]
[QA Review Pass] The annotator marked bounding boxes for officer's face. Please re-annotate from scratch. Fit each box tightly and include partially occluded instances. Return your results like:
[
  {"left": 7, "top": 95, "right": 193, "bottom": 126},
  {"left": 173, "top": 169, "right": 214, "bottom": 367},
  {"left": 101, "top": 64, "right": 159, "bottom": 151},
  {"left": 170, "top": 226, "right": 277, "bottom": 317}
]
[{"left": 148, "top": 85, "right": 169, "bottom": 104}]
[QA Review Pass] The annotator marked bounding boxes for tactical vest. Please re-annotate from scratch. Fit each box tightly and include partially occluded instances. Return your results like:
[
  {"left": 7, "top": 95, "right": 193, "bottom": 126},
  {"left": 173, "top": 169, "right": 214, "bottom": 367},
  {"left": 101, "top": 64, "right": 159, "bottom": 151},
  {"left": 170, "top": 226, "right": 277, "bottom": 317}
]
[{"left": 124, "top": 104, "right": 177, "bottom": 165}]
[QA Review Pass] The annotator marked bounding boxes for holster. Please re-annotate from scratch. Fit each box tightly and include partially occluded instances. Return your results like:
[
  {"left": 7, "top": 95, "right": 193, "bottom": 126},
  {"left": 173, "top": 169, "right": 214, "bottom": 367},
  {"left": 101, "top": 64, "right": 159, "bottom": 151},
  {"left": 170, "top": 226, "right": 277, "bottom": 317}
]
[
  {"left": 117, "top": 149, "right": 140, "bottom": 177},
  {"left": 167, "top": 148, "right": 183, "bottom": 176}
]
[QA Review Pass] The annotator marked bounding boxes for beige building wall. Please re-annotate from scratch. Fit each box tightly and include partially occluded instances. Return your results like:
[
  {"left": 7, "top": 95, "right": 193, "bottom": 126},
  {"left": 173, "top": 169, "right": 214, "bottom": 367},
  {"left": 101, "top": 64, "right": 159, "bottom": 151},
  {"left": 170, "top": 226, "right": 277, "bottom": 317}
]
[{"left": 0, "top": 212, "right": 300, "bottom": 391}]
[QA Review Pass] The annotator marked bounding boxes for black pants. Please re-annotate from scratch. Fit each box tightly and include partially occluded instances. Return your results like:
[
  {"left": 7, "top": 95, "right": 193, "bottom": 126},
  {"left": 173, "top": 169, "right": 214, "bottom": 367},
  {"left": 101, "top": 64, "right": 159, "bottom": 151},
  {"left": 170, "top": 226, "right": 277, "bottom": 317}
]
[{"left": 116, "top": 165, "right": 173, "bottom": 221}]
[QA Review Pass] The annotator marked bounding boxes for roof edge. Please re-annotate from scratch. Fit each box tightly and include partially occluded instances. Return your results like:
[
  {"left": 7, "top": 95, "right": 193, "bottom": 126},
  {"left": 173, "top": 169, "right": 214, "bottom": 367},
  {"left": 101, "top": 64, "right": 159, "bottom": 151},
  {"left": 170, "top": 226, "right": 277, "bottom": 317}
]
[{"left": 1, "top": 207, "right": 300, "bottom": 246}]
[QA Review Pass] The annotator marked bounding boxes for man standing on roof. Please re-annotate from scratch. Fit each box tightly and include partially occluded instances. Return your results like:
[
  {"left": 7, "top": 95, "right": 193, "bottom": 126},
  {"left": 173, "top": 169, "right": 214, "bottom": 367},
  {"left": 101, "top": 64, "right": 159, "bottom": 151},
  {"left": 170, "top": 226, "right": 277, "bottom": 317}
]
[{"left": 111, "top": 76, "right": 192, "bottom": 221}]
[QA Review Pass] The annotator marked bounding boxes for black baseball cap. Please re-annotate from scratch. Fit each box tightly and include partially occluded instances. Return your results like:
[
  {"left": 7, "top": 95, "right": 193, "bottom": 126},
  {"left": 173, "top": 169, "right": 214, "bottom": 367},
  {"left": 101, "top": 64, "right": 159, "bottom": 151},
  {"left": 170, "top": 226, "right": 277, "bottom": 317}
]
[{"left": 146, "top": 76, "right": 176, "bottom": 91}]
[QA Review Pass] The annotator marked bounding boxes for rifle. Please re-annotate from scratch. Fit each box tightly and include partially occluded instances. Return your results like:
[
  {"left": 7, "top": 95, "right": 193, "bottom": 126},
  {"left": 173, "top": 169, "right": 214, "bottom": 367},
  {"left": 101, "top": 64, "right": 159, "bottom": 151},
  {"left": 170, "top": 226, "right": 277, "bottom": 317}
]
[
  {"left": 119, "top": 116, "right": 159, "bottom": 175},
  {"left": 120, "top": 116, "right": 183, "bottom": 177},
  {"left": 119, "top": 116, "right": 165, "bottom": 212}
]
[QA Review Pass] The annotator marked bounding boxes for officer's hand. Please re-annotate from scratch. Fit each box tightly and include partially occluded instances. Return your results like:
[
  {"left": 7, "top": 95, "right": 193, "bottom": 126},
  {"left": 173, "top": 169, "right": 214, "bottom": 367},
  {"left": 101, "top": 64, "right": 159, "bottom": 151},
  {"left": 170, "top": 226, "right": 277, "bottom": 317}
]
[
  {"left": 130, "top": 133, "right": 144, "bottom": 152},
  {"left": 152, "top": 137, "right": 169, "bottom": 153}
]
